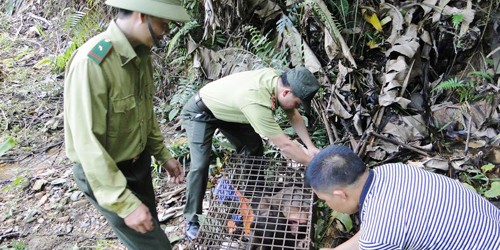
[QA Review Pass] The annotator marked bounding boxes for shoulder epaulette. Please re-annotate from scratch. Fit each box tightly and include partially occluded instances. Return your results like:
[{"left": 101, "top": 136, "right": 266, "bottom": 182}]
[{"left": 87, "top": 39, "right": 113, "bottom": 64}]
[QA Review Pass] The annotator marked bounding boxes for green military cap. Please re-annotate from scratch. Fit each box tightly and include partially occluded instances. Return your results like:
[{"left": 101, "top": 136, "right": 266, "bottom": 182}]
[
  {"left": 284, "top": 66, "right": 320, "bottom": 114},
  {"left": 105, "top": 0, "right": 190, "bottom": 22}
]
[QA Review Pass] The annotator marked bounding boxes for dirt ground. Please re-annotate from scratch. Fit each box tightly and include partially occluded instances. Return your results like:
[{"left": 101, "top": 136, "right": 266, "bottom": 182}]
[{"left": 0, "top": 145, "right": 194, "bottom": 250}]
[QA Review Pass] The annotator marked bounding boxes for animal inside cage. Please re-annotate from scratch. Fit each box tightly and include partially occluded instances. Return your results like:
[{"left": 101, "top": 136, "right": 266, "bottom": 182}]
[{"left": 189, "top": 155, "right": 315, "bottom": 249}]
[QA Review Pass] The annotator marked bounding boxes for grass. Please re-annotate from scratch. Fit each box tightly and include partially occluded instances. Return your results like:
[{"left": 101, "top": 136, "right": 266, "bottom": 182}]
[{"left": 0, "top": 240, "right": 27, "bottom": 250}]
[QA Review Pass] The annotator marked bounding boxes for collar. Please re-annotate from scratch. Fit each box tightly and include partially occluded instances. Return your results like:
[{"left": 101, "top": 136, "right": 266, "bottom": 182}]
[
  {"left": 358, "top": 169, "right": 374, "bottom": 213},
  {"left": 271, "top": 78, "right": 280, "bottom": 112},
  {"left": 105, "top": 20, "right": 149, "bottom": 66}
]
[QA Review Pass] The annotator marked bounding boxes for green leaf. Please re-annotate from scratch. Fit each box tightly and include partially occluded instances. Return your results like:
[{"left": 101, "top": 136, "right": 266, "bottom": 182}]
[
  {"left": 0, "top": 138, "right": 15, "bottom": 157},
  {"left": 461, "top": 182, "right": 477, "bottom": 193},
  {"left": 481, "top": 163, "right": 495, "bottom": 173},
  {"left": 168, "top": 108, "right": 179, "bottom": 121},
  {"left": 331, "top": 210, "right": 352, "bottom": 232},
  {"left": 484, "top": 182, "right": 500, "bottom": 198},
  {"left": 451, "top": 13, "right": 464, "bottom": 30},
  {"left": 283, "top": 127, "right": 296, "bottom": 136},
  {"left": 168, "top": 234, "right": 185, "bottom": 244},
  {"left": 338, "top": 0, "right": 349, "bottom": 17}
]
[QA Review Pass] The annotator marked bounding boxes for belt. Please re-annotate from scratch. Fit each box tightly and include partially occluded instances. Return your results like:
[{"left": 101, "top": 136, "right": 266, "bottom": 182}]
[
  {"left": 117, "top": 153, "right": 143, "bottom": 168},
  {"left": 194, "top": 92, "right": 213, "bottom": 115}
]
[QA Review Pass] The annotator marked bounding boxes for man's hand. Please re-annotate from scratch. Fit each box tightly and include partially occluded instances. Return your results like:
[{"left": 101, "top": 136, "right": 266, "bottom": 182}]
[
  {"left": 320, "top": 231, "right": 360, "bottom": 250},
  {"left": 124, "top": 203, "right": 153, "bottom": 233},
  {"left": 308, "top": 145, "right": 320, "bottom": 156},
  {"left": 162, "top": 158, "right": 185, "bottom": 184}
]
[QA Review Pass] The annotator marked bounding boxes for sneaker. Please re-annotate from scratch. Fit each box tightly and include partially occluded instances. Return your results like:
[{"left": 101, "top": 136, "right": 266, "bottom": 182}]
[{"left": 185, "top": 221, "right": 200, "bottom": 241}]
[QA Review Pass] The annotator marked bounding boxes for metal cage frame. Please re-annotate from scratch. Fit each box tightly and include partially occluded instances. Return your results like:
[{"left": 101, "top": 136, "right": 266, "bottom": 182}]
[{"left": 188, "top": 155, "right": 315, "bottom": 249}]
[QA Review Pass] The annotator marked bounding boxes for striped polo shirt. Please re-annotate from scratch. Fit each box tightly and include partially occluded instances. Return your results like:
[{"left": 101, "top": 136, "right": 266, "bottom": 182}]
[{"left": 358, "top": 163, "right": 500, "bottom": 250}]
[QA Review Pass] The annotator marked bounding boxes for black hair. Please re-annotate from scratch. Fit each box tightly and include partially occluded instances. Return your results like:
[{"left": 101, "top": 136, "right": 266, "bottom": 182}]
[
  {"left": 117, "top": 8, "right": 133, "bottom": 18},
  {"left": 305, "top": 145, "right": 366, "bottom": 193},
  {"left": 281, "top": 71, "right": 290, "bottom": 87}
]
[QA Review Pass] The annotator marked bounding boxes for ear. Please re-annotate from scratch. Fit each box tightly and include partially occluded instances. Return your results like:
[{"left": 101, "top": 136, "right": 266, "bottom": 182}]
[
  {"left": 137, "top": 12, "right": 147, "bottom": 23},
  {"left": 282, "top": 88, "right": 293, "bottom": 97},
  {"left": 332, "top": 189, "right": 348, "bottom": 201}
]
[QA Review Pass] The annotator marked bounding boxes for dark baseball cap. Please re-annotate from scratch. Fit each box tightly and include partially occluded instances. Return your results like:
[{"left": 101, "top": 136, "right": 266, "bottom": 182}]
[{"left": 283, "top": 66, "right": 320, "bottom": 114}]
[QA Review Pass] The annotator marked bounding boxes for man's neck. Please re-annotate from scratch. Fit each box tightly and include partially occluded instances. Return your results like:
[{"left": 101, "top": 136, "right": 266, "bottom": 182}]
[
  {"left": 350, "top": 170, "right": 370, "bottom": 207},
  {"left": 115, "top": 16, "right": 141, "bottom": 48}
]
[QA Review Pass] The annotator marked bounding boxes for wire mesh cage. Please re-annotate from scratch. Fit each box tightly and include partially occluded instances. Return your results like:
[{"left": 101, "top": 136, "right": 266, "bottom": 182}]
[{"left": 189, "top": 155, "right": 315, "bottom": 249}]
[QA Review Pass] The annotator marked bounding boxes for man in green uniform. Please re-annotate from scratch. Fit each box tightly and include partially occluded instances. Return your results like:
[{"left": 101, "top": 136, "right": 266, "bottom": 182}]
[
  {"left": 64, "top": 0, "right": 189, "bottom": 249},
  {"left": 181, "top": 66, "right": 321, "bottom": 240}
]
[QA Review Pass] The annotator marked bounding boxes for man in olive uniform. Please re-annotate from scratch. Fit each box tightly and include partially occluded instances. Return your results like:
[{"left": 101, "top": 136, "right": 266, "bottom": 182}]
[
  {"left": 64, "top": 0, "right": 189, "bottom": 249},
  {"left": 181, "top": 66, "right": 321, "bottom": 240}
]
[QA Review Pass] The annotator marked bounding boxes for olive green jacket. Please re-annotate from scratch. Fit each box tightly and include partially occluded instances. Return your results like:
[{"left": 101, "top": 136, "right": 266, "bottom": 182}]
[
  {"left": 199, "top": 68, "right": 283, "bottom": 136},
  {"left": 64, "top": 21, "right": 171, "bottom": 218}
]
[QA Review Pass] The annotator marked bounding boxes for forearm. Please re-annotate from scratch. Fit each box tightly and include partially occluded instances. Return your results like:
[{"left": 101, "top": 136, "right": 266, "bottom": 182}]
[
  {"left": 287, "top": 109, "right": 316, "bottom": 149},
  {"left": 268, "top": 133, "right": 311, "bottom": 165},
  {"left": 321, "top": 231, "right": 359, "bottom": 250}
]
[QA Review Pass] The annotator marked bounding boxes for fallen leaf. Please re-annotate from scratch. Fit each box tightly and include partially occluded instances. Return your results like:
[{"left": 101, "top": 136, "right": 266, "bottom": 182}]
[{"left": 362, "top": 9, "right": 383, "bottom": 32}]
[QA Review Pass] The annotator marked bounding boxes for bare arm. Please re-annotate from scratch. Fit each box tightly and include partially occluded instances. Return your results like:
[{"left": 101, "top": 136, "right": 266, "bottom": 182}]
[
  {"left": 268, "top": 133, "right": 312, "bottom": 165},
  {"left": 285, "top": 108, "right": 319, "bottom": 155},
  {"left": 321, "top": 231, "right": 360, "bottom": 250}
]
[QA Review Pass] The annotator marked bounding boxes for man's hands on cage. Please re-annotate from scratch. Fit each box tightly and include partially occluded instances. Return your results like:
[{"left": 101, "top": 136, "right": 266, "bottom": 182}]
[{"left": 162, "top": 159, "right": 185, "bottom": 184}]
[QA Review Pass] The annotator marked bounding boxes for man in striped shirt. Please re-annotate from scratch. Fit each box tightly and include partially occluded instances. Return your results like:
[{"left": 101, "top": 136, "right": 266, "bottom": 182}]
[{"left": 305, "top": 145, "right": 500, "bottom": 250}]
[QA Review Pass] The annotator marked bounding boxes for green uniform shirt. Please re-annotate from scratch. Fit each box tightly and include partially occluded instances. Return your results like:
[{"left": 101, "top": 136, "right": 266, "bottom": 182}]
[
  {"left": 199, "top": 68, "right": 283, "bottom": 136},
  {"left": 64, "top": 21, "right": 172, "bottom": 218}
]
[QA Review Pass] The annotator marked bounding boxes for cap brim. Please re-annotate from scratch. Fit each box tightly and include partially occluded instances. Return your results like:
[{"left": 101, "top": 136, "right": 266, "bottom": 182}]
[
  {"left": 106, "top": 0, "right": 190, "bottom": 22},
  {"left": 146, "top": 4, "right": 190, "bottom": 22}
]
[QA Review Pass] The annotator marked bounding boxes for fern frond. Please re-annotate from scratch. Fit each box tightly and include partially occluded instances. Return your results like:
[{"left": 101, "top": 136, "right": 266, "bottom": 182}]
[
  {"left": 166, "top": 21, "right": 199, "bottom": 57},
  {"left": 467, "top": 71, "right": 493, "bottom": 82},
  {"left": 306, "top": 0, "right": 342, "bottom": 38},
  {"left": 432, "top": 77, "right": 465, "bottom": 92},
  {"left": 243, "top": 25, "right": 289, "bottom": 69},
  {"left": 170, "top": 79, "right": 198, "bottom": 106},
  {"left": 276, "top": 16, "right": 293, "bottom": 34},
  {"left": 68, "top": 10, "right": 87, "bottom": 28},
  {"left": 167, "top": 78, "right": 198, "bottom": 121},
  {"left": 50, "top": 5, "right": 105, "bottom": 73},
  {"left": 305, "top": 0, "right": 357, "bottom": 67}
]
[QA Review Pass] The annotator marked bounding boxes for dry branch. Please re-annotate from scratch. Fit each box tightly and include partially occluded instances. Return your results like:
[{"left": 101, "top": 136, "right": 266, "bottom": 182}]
[{"left": 369, "top": 132, "right": 430, "bottom": 157}]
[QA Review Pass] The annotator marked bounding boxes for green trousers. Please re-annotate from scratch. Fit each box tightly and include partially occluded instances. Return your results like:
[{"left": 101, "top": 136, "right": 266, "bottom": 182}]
[
  {"left": 72, "top": 152, "right": 172, "bottom": 250},
  {"left": 181, "top": 95, "right": 264, "bottom": 223}
]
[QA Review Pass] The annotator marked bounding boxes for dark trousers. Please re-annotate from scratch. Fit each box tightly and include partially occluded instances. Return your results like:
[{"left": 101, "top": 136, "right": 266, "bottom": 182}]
[
  {"left": 181, "top": 96, "right": 264, "bottom": 223},
  {"left": 72, "top": 152, "right": 172, "bottom": 250}
]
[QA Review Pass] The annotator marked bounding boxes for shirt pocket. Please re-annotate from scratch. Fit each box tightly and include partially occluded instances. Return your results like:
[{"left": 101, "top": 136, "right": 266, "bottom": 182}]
[{"left": 109, "top": 95, "right": 137, "bottom": 136}]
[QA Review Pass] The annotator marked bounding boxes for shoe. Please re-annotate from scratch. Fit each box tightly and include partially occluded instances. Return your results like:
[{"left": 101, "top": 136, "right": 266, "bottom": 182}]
[{"left": 185, "top": 221, "right": 200, "bottom": 241}]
